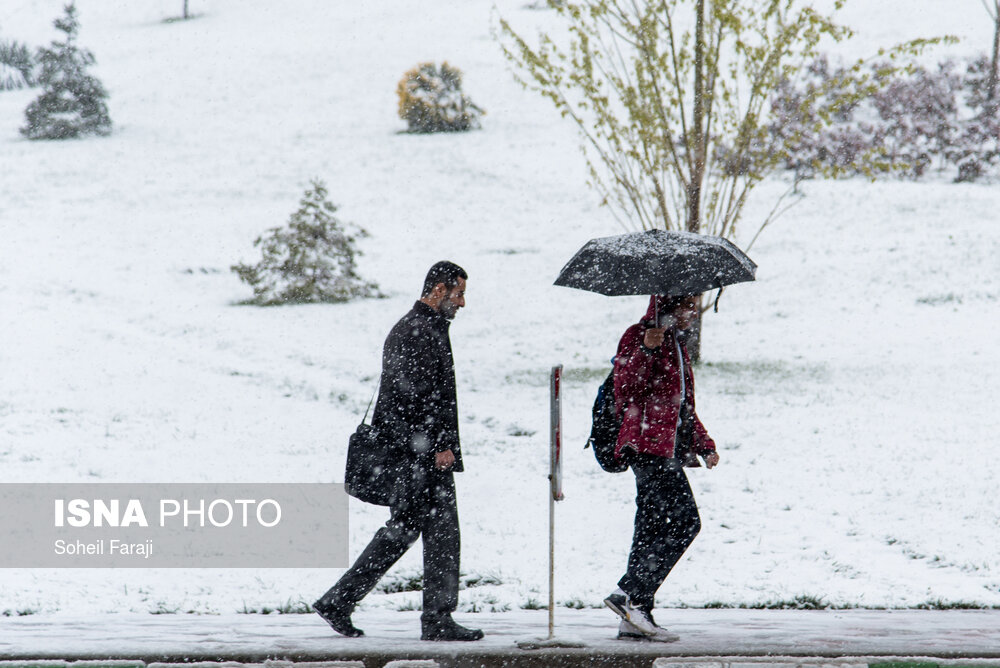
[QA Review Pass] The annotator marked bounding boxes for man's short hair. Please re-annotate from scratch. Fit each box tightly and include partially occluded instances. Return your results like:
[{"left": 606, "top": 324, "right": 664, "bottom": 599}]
[{"left": 422, "top": 261, "right": 468, "bottom": 297}]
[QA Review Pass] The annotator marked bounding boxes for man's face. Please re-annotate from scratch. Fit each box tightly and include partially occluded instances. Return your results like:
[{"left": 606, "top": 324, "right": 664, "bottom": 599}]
[{"left": 439, "top": 277, "right": 466, "bottom": 320}]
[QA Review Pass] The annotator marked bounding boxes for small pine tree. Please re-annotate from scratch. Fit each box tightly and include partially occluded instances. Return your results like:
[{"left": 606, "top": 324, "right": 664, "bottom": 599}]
[
  {"left": 232, "top": 179, "right": 382, "bottom": 306},
  {"left": 21, "top": 3, "right": 111, "bottom": 140}
]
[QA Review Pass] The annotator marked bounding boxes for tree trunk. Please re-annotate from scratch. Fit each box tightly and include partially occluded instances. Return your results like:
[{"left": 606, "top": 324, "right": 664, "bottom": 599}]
[
  {"left": 688, "top": 0, "right": 706, "bottom": 236},
  {"left": 682, "top": 294, "right": 704, "bottom": 364},
  {"left": 183, "top": 0, "right": 189, "bottom": 19},
  {"left": 685, "top": 0, "right": 707, "bottom": 362},
  {"left": 989, "top": 1, "right": 1000, "bottom": 104}
]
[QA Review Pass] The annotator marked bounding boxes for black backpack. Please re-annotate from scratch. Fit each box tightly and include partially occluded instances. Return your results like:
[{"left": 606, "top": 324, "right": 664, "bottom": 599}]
[{"left": 585, "top": 370, "right": 629, "bottom": 472}]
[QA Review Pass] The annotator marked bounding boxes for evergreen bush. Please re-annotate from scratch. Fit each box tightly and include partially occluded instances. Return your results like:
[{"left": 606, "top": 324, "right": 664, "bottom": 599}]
[
  {"left": 21, "top": 3, "right": 111, "bottom": 140},
  {"left": 0, "top": 39, "right": 35, "bottom": 91},
  {"left": 396, "top": 62, "right": 484, "bottom": 133},
  {"left": 231, "top": 179, "right": 382, "bottom": 306}
]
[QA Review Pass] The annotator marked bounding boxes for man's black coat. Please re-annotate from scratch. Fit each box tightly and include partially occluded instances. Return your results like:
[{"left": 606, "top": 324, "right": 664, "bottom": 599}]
[
  {"left": 324, "top": 301, "right": 465, "bottom": 617},
  {"left": 371, "top": 301, "right": 464, "bottom": 499}
]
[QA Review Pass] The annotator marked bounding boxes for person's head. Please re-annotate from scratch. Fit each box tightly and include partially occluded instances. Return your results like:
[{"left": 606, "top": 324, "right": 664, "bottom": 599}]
[
  {"left": 654, "top": 294, "right": 698, "bottom": 330},
  {"left": 420, "top": 261, "right": 468, "bottom": 320}
]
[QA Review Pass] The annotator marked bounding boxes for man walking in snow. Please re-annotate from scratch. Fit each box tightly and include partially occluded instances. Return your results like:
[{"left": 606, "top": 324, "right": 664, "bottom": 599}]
[
  {"left": 313, "top": 261, "right": 483, "bottom": 642},
  {"left": 604, "top": 294, "right": 720, "bottom": 642}
]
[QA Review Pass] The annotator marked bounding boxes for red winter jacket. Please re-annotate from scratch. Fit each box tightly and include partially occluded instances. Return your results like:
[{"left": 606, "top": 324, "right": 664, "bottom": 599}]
[{"left": 613, "top": 296, "right": 716, "bottom": 462}]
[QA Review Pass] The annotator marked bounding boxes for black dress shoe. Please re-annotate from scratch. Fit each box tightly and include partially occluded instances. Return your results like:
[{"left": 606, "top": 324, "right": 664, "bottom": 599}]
[
  {"left": 421, "top": 616, "right": 484, "bottom": 641},
  {"left": 313, "top": 602, "right": 364, "bottom": 637}
]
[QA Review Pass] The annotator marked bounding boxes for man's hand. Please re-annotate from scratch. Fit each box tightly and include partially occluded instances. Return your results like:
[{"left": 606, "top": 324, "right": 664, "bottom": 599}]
[
  {"left": 643, "top": 326, "right": 666, "bottom": 349},
  {"left": 435, "top": 449, "right": 456, "bottom": 471},
  {"left": 703, "top": 452, "right": 720, "bottom": 469}
]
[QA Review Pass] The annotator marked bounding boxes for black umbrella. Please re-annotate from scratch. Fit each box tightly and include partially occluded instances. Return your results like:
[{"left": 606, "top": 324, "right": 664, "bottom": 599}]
[{"left": 554, "top": 229, "right": 756, "bottom": 299}]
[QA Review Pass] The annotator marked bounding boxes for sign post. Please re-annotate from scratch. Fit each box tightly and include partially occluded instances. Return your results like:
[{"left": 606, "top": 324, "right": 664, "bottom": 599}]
[
  {"left": 548, "top": 364, "right": 564, "bottom": 639},
  {"left": 515, "top": 364, "right": 583, "bottom": 650}
]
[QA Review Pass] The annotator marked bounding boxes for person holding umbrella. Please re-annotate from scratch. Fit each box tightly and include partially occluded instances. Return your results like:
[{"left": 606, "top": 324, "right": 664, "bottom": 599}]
[
  {"left": 602, "top": 293, "right": 719, "bottom": 641},
  {"left": 554, "top": 228, "right": 753, "bottom": 642}
]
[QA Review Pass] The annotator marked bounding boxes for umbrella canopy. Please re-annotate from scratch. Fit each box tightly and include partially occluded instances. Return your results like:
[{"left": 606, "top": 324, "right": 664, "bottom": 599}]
[{"left": 554, "top": 229, "right": 756, "bottom": 297}]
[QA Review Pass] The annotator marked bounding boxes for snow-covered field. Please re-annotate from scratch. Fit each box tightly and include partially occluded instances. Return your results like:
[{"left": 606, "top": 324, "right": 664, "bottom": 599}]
[{"left": 1, "top": 0, "right": 997, "bottom": 618}]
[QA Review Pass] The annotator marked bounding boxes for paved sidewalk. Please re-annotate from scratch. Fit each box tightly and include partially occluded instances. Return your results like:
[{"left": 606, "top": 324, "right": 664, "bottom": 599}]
[{"left": 0, "top": 609, "right": 998, "bottom": 666}]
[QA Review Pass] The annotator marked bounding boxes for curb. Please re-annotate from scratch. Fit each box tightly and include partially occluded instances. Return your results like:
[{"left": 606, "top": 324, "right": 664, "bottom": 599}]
[{"left": 2, "top": 658, "right": 1000, "bottom": 668}]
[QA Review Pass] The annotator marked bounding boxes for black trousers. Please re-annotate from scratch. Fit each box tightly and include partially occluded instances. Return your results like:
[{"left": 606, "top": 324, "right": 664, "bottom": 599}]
[
  {"left": 617, "top": 454, "right": 701, "bottom": 611},
  {"left": 316, "top": 467, "right": 460, "bottom": 620}
]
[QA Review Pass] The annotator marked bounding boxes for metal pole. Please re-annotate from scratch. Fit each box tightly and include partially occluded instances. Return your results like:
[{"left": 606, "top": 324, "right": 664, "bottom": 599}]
[
  {"left": 548, "top": 364, "right": 563, "bottom": 640},
  {"left": 548, "top": 467, "right": 555, "bottom": 639}
]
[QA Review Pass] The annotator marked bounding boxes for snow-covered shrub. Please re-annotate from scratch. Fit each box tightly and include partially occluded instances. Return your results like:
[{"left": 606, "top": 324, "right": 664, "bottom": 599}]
[
  {"left": 768, "top": 55, "right": 1000, "bottom": 181},
  {"left": 396, "top": 62, "right": 484, "bottom": 133},
  {"left": 961, "top": 55, "right": 997, "bottom": 112},
  {"left": 747, "top": 57, "right": 880, "bottom": 180},
  {"left": 0, "top": 39, "right": 35, "bottom": 91},
  {"left": 868, "top": 61, "right": 962, "bottom": 178},
  {"left": 21, "top": 3, "right": 111, "bottom": 140},
  {"left": 949, "top": 56, "right": 1000, "bottom": 182},
  {"left": 231, "top": 179, "right": 382, "bottom": 306},
  {"left": 950, "top": 112, "right": 1000, "bottom": 182},
  {"left": 762, "top": 57, "right": 875, "bottom": 179}
]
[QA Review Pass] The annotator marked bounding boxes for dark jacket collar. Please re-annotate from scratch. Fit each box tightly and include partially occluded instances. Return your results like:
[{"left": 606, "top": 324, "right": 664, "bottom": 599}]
[{"left": 412, "top": 300, "right": 449, "bottom": 329}]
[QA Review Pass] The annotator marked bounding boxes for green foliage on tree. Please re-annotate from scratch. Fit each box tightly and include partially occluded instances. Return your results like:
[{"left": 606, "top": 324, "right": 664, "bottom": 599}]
[
  {"left": 232, "top": 180, "right": 382, "bottom": 306},
  {"left": 21, "top": 3, "right": 111, "bottom": 140},
  {"left": 498, "top": 0, "right": 946, "bottom": 245}
]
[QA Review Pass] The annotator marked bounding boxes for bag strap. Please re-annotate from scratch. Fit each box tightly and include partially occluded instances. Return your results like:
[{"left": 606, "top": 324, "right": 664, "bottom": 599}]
[{"left": 361, "top": 376, "right": 380, "bottom": 425}]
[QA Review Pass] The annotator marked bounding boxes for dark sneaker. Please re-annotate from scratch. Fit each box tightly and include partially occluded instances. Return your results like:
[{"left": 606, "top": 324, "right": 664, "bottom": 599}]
[
  {"left": 603, "top": 591, "right": 629, "bottom": 620},
  {"left": 313, "top": 602, "right": 364, "bottom": 637},
  {"left": 421, "top": 616, "right": 484, "bottom": 641}
]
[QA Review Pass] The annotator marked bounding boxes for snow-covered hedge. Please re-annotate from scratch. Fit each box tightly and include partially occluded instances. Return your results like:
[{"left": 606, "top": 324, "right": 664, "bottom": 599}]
[{"left": 766, "top": 55, "right": 1000, "bottom": 182}]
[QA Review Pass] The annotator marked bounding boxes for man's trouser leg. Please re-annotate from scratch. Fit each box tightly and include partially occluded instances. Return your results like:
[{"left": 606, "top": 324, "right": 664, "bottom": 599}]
[
  {"left": 420, "top": 470, "right": 460, "bottom": 621},
  {"left": 618, "top": 454, "right": 701, "bottom": 610},
  {"left": 315, "top": 498, "right": 423, "bottom": 613}
]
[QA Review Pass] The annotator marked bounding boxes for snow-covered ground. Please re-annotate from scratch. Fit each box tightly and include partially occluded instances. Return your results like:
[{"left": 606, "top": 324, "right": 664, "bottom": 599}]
[{"left": 0, "top": 0, "right": 997, "bottom": 619}]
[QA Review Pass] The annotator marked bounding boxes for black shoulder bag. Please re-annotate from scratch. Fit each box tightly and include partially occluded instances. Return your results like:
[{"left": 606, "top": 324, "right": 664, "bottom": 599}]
[{"left": 344, "top": 382, "right": 398, "bottom": 506}]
